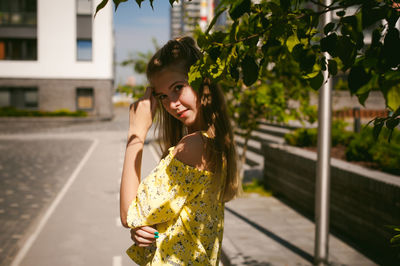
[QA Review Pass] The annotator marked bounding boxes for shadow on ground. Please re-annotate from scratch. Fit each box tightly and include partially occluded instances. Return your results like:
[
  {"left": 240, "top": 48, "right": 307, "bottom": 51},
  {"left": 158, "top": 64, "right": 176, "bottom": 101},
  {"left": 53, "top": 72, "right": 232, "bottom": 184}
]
[{"left": 225, "top": 207, "right": 314, "bottom": 264}]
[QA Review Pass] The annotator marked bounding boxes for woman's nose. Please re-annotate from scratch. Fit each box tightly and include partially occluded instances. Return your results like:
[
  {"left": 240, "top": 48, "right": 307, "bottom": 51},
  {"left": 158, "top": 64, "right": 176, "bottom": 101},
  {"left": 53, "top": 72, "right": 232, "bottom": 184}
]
[{"left": 168, "top": 95, "right": 181, "bottom": 109}]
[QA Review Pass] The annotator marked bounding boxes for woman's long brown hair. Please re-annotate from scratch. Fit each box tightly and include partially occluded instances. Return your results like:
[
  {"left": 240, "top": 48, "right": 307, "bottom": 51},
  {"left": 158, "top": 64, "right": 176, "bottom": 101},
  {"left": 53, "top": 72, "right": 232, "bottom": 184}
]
[{"left": 146, "top": 36, "right": 240, "bottom": 202}]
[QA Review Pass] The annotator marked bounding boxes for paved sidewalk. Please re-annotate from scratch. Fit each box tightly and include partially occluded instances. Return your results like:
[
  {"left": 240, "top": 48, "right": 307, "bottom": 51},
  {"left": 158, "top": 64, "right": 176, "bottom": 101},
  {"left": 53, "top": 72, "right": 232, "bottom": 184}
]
[
  {"left": 221, "top": 195, "right": 377, "bottom": 266},
  {"left": 1, "top": 107, "right": 377, "bottom": 266}
]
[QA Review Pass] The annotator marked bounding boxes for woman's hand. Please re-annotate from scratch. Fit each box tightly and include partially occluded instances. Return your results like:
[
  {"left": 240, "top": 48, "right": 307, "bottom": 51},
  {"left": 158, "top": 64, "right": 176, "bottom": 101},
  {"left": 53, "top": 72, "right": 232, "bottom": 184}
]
[
  {"left": 130, "top": 226, "right": 158, "bottom": 247},
  {"left": 128, "top": 87, "right": 158, "bottom": 142}
]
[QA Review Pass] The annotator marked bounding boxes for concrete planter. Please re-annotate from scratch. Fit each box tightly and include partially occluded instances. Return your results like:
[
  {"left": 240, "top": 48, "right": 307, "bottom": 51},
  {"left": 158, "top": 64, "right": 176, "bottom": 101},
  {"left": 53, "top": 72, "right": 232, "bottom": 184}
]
[{"left": 262, "top": 142, "right": 400, "bottom": 265}]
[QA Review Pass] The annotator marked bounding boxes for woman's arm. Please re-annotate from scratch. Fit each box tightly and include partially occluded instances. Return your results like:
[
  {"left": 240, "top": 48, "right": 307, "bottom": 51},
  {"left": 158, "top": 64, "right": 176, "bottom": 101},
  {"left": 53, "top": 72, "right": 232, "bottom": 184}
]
[{"left": 120, "top": 87, "right": 157, "bottom": 228}]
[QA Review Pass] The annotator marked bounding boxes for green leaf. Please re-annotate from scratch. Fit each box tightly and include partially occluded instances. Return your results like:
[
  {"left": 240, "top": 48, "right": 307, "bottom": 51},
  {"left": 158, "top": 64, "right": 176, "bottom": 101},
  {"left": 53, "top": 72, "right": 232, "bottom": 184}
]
[
  {"left": 386, "top": 118, "right": 400, "bottom": 130},
  {"left": 357, "top": 91, "right": 370, "bottom": 106},
  {"left": 361, "top": 5, "right": 387, "bottom": 29},
  {"left": 391, "top": 234, "right": 400, "bottom": 244},
  {"left": 327, "top": 59, "right": 337, "bottom": 76},
  {"left": 230, "top": 64, "right": 239, "bottom": 81},
  {"left": 95, "top": 0, "right": 109, "bottom": 17},
  {"left": 209, "top": 46, "right": 221, "bottom": 61},
  {"left": 149, "top": 0, "right": 154, "bottom": 9},
  {"left": 262, "top": 39, "right": 282, "bottom": 57},
  {"left": 373, "top": 119, "right": 384, "bottom": 140},
  {"left": 348, "top": 66, "right": 371, "bottom": 95},
  {"left": 337, "top": 36, "right": 356, "bottom": 68},
  {"left": 299, "top": 49, "right": 316, "bottom": 73},
  {"left": 320, "top": 33, "right": 337, "bottom": 57},
  {"left": 383, "top": 28, "right": 400, "bottom": 69},
  {"left": 210, "top": 31, "right": 227, "bottom": 43},
  {"left": 115, "top": 0, "right": 128, "bottom": 11},
  {"left": 134, "top": 0, "right": 144, "bottom": 8},
  {"left": 387, "top": 86, "right": 400, "bottom": 111},
  {"left": 197, "top": 34, "right": 208, "bottom": 49},
  {"left": 241, "top": 55, "right": 259, "bottom": 86},
  {"left": 229, "top": 0, "right": 251, "bottom": 20},
  {"left": 169, "top": 0, "right": 176, "bottom": 7},
  {"left": 286, "top": 34, "right": 300, "bottom": 53},
  {"left": 292, "top": 44, "right": 304, "bottom": 62},
  {"left": 319, "top": 57, "right": 326, "bottom": 71},
  {"left": 308, "top": 71, "right": 324, "bottom": 90},
  {"left": 206, "top": 7, "right": 227, "bottom": 34},
  {"left": 188, "top": 64, "right": 203, "bottom": 92},
  {"left": 324, "top": 22, "right": 335, "bottom": 35}
]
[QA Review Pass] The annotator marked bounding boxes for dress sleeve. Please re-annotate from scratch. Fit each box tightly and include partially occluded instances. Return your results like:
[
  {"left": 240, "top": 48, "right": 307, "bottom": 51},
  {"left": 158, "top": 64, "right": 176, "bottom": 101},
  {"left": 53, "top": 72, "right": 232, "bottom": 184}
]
[{"left": 126, "top": 150, "right": 212, "bottom": 228}]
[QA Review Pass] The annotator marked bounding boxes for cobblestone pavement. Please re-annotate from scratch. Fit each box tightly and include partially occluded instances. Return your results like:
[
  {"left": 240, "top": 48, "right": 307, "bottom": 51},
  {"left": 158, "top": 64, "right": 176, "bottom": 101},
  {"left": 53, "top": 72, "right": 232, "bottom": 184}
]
[
  {"left": 0, "top": 107, "right": 130, "bottom": 265},
  {"left": 0, "top": 139, "right": 92, "bottom": 266}
]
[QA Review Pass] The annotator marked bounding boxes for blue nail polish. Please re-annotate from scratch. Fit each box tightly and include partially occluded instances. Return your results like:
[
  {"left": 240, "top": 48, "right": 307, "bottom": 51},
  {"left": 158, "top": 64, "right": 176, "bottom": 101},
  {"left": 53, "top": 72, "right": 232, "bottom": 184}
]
[{"left": 154, "top": 235, "right": 159, "bottom": 239}]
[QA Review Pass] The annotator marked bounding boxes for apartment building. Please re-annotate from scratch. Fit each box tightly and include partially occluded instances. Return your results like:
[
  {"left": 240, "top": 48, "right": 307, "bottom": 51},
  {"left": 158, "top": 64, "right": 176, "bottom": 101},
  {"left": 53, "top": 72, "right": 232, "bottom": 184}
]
[
  {"left": 170, "top": 0, "right": 226, "bottom": 39},
  {"left": 0, "top": 0, "right": 114, "bottom": 118}
]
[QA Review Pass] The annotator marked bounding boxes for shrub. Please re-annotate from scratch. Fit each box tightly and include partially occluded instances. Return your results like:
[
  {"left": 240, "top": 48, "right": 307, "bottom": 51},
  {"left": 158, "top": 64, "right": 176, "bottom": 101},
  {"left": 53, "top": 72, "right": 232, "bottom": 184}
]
[
  {"left": 284, "top": 127, "right": 318, "bottom": 147},
  {"left": 331, "top": 120, "right": 354, "bottom": 146},
  {"left": 370, "top": 143, "right": 400, "bottom": 175},
  {"left": 346, "top": 127, "right": 400, "bottom": 174},
  {"left": 285, "top": 121, "right": 400, "bottom": 175},
  {"left": 345, "top": 128, "right": 375, "bottom": 162},
  {"left": 284, "top": 120, "right": 352, "bottom": 147},
  {"left": 0, "top": 107, "right": 87, "bottom": 117}
]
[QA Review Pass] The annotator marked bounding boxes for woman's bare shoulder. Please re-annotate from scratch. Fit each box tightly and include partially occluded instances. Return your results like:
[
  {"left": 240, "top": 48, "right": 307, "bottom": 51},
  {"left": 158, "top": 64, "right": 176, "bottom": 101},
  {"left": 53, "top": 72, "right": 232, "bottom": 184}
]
[{"left": 172, "top": 131, "right": 207, "bottom": 170}]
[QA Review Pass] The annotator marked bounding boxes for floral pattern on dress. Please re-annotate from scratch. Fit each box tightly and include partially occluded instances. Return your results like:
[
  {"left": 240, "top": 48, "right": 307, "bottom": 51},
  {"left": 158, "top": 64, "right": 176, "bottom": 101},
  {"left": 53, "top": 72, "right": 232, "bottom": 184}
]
[{"left": 126, "top": 146, "right": 225, "bottom": 266}]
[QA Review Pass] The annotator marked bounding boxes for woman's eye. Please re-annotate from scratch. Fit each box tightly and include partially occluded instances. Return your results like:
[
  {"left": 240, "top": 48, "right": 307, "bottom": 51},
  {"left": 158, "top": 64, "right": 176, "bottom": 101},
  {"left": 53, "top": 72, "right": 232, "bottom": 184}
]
[
  {"left": 174, "top": 85, "right": 183, "bottom": 91},
  {"left": 158, "top": 95, "right": 167, "bottom": 100}
]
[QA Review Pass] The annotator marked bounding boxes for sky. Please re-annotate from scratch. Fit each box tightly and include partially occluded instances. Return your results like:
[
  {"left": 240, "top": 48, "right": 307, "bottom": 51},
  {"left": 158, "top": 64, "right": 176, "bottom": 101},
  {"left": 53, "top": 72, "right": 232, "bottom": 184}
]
[{"left": 113, "top": 0, "right": 171, "bottom": 86}]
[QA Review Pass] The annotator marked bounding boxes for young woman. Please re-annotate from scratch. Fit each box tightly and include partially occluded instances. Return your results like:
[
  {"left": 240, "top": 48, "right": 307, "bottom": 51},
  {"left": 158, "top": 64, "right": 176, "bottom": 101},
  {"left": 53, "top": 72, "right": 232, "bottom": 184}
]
[{"left": 119, "top": 36, "right": 240, "bottom": 265}]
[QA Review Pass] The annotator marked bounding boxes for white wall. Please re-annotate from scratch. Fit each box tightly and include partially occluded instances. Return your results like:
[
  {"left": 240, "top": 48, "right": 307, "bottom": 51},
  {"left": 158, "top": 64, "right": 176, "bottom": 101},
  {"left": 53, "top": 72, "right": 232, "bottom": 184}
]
[{"left": 0, "top": 0, "right": 113, "bottom": 80}]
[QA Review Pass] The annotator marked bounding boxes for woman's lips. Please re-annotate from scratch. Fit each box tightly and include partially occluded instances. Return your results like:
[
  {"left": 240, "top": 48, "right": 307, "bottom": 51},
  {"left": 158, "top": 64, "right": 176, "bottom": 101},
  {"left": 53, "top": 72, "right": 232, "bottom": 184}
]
[{"left": 178, "top": 110, "right": 188, "bottom": 118}]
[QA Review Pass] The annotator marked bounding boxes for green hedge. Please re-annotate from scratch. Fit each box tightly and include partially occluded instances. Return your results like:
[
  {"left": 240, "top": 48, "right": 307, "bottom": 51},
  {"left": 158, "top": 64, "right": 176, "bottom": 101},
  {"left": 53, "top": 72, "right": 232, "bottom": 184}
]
[
  {"left": 346, "top": 127, "right": 400, "bottom": 175},
  {"left": 0, "top": 107, "right": 87, "bottom": 117},
  {"left": 284, "top": 121, "right": 400, "bottom": 175},
  {"left": 284, "top": 120, "right": 353, "bottom": 147}
]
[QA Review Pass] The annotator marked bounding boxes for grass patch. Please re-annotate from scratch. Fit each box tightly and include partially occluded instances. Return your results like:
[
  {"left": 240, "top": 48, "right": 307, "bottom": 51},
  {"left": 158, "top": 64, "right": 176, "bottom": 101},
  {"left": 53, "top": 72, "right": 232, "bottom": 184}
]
[
  {"left": 242, "top": 179, "right": 272, "bottom": 197},
  {"left": 0, "top": 107, "right": 87, "bottom": 117}
]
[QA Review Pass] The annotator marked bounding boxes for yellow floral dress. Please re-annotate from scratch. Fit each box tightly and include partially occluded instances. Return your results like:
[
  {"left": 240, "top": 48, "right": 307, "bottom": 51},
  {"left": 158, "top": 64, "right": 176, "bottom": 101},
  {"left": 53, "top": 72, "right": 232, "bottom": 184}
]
[{"left": 126, "top": 144, "right": 225, "bottom": 265}]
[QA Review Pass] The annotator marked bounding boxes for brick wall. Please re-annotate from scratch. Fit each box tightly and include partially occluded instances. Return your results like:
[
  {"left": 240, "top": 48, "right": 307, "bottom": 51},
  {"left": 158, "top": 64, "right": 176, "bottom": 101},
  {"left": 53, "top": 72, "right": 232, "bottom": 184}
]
[{"left": 263, "top": 143, "right": 400, "bottom": 265}]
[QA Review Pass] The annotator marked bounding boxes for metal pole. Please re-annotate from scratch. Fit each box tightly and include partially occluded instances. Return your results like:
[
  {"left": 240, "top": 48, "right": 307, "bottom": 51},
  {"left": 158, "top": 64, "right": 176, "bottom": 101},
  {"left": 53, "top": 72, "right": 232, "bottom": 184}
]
[
  {"left": 353, "top": 107, "right": 361, "bottom": 133},
  {"left": 314, "top": 0, "right": 332, "bottom": 265}
]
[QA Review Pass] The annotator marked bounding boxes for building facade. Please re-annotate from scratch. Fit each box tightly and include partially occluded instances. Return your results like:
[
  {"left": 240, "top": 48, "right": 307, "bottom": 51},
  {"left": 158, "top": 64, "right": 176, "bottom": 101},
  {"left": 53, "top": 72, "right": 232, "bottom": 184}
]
[
  {"left": 170, "top": 0, "right": 226, "bottom": 39},
  {"left": 0, "top": 0, "right": 114, "bottom": 118}
]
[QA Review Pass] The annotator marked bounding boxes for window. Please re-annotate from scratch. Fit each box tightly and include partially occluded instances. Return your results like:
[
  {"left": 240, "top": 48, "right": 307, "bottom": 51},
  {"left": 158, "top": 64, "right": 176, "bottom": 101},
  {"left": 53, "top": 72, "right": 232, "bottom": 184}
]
[
  {"left": 76, "top": 88, "right": 94, "bottom": 110},
  {"left": 0, "top": 90, "right": 10, "bottom": 107},
  {"left": 77, "top": 0, "right": 91, "bottom": 15},
  {"left": 0, "top": 0, "right": 37, "bottom": 26},
  {"left": 77, "top": 39, "right": 92, "bottom": 61},
  {"left": 0, "top": 38, "right": 37, "bottom": 60},
  {"left": 24, "top": 88, "right": 38, "bottom": 108},
  {"left": 0, "top": 87, "right": 38, "bottom": 109},
  {"left": 76, "top": 0, "right": 92, "bottom": 61}
]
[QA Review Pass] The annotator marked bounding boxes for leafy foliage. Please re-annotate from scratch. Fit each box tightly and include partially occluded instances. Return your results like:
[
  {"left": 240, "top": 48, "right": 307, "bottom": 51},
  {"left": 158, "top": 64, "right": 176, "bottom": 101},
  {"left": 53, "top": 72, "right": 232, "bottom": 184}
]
[
  {"left": 285, "top": 122, "right": 400, "bottom": 175},
  {"left": 346, "top": 126, "right": 400, "bottom": 175},
  {"left": 284, "top": 120, "right": 351, "bottom": 147},
  {"left": 95, "top": 0, "right": 400, "bottom": 140},
  {"left": 387, "top": 225, "right": 400, "bottom": 247}
]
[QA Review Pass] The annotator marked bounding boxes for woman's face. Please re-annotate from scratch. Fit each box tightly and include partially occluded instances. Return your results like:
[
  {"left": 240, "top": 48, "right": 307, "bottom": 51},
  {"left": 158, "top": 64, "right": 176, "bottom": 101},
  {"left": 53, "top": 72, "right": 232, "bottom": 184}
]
[{"left": 150, "top": 68, "right": 203, "bottom": 133}]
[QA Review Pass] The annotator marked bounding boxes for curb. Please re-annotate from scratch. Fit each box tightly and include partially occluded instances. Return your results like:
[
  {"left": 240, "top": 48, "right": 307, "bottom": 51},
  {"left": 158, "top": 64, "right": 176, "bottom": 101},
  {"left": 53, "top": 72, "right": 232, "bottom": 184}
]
[{"left": 0, "top": 115, "right": 114, "bottom": 123}]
